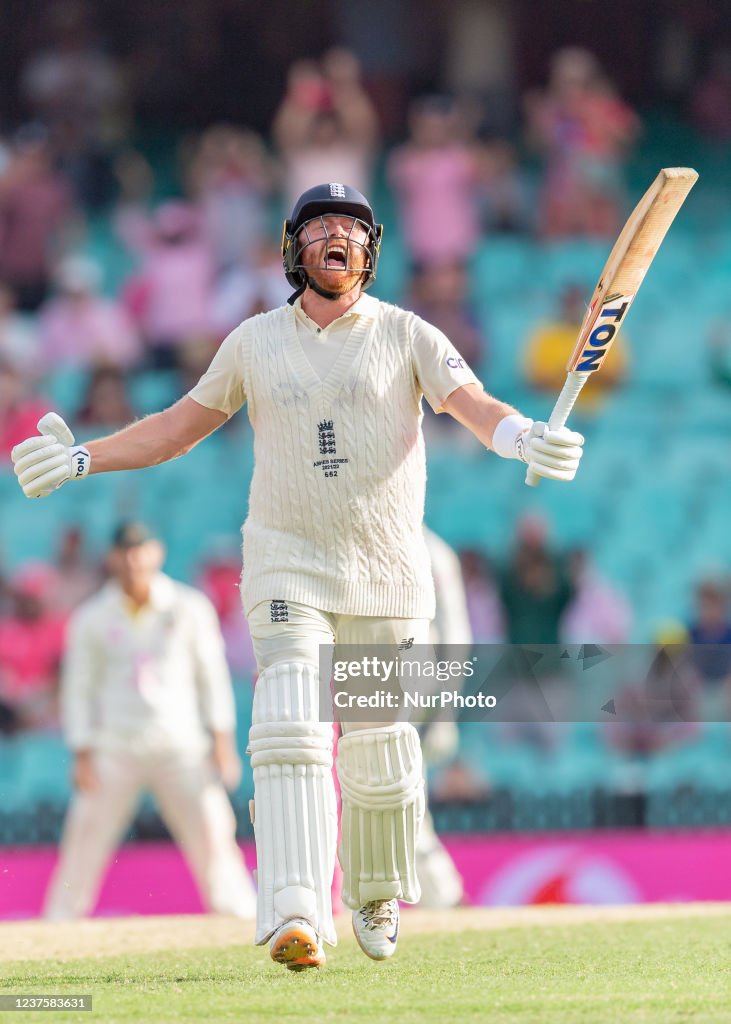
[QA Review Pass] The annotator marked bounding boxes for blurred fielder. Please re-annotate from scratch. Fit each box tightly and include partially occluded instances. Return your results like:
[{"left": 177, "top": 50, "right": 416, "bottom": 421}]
[
  {"left": 13, "top": 183, "right": 583, "bottom": 968},
  {"left": 43, "top": 522, "right": 256, "bottom": 921}
]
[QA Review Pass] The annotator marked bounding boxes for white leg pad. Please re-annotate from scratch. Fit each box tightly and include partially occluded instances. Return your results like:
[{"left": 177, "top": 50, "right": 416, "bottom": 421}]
[
  {"left": 337, "top": 723, "right": 425, "bottom": 909},
  {"left": 248, "top": 662, "right": 337, "bottom": 946}
]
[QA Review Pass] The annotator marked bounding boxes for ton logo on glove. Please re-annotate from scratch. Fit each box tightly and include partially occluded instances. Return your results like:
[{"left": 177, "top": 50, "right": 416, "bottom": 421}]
[{"left": 12, "top": 413, "right": 90, "bottom": 499}]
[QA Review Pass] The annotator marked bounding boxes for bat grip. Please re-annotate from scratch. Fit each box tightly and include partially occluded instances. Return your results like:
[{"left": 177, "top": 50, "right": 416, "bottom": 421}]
[{"left": 525, "top": 372, "right": 588, "bottom": 487}]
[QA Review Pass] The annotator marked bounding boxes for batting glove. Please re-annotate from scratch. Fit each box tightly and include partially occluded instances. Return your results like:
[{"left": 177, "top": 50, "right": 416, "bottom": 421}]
[
  {"left": 492, "top": 414, "right": 584, "bottom": 482},
  {"left": 521, "top": 421, "right": 584, "bottom": 482},
  {"left": 11, "top": 413, "right": 91, "bottom": 498}
]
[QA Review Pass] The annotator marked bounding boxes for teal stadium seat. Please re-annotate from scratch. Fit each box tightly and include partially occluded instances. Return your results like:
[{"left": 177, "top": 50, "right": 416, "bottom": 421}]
[
  {"left": 472, "top": 237, "right": 537, "bottom": 304},
  {"left": 533, "top": 239, "right": 607, "bottom": 297},
  {"left": 15, "top": 733, "right": 72, "bottom": 805},
  {"left": 128, "top": 371, "right": 180, "bottom": 416},
  {"left": 42, "top": 368, "right": 87, "bottom": 414},
  {"left": 644, "top": 730, "right": 731, "bottom": 796},
  {"left": 0, "top": 738, "right": 24, "bottom": 812}
]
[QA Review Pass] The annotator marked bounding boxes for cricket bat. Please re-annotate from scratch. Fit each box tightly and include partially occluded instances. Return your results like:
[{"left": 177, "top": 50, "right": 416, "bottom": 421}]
[{"left": 525, "top": 166, "right": 699, "bottom": 486}]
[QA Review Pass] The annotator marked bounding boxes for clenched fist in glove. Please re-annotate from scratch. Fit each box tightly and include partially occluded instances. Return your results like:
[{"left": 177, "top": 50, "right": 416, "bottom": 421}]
[
  {"left": 492, "top": 414, "right": 584, "bottom": 483},
  {"left": 11, "top": 413, "right": 91, "bottom": 498}
]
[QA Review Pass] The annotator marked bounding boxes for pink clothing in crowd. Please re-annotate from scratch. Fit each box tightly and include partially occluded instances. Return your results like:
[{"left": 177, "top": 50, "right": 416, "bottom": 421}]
[
  {"left": 560, "top": 571, "right": 632, "bottom": 644},
  {"left": 0, "top": 173, "right": 71, "bottom": 285},
  {"left": 284, "top": 147, "right": 373, "bottom": 214},
  {"left": 0, "top": 312, "right": 40, "bottom": 375},
  {"left": 464, "top": 577, "right": 505, "bottom": 643},
  {"left": 0, "top": 614, "right": 66, "bottom": 702},
  {"left": 197, "top": 561, "right": 256, "bottom": 678},
  {"left": 0, "top": 397, "right": 49, "bottom": 459},
  {"left": 388, "top": 146, "right": 480, "bottom": 265},
  {"left": 117, "top": 203, "right": 215, "bottom": 347},
  {"left": 40, "top": 297, "right": 142, "bottom": 368},
  {"left": 201, "top": 185, "right": 268, "bottom": 271},
  {"left": 131, "top": 246, "right": 213, "bottom": 343}
]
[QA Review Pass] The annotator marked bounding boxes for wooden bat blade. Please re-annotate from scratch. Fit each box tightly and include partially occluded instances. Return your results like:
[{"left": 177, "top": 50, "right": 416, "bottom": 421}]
[
  {"left": 566, "top": 167, "right": 698, "bottom": 373},
  {"left": 525, "top": 166, "right": 698, "bottom": 487}
]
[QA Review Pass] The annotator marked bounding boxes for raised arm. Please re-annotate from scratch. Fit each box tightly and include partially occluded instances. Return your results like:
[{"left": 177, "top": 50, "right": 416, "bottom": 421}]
[
  {"left": 87, "top": 397, "right": 227, "bottom": 472},
  {"left": 441, "top": 383, "right": 521, "bottom": 450},
  {"left": 442, "top": 383, "right": 585, "bottom": 483},
  {"left": 11, "top": 397, "right": 228, "bottom": 498}
]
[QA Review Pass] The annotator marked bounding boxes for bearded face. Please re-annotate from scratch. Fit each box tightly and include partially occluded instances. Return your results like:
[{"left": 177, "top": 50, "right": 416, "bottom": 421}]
[{"left": 296, "top": 214, "right": 371, "bottom": 294}]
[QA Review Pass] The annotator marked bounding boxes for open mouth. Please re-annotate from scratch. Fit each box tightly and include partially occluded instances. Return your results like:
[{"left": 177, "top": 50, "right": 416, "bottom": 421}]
[{"left": 326, "top": 247, "right": 347, "bottom": 269}]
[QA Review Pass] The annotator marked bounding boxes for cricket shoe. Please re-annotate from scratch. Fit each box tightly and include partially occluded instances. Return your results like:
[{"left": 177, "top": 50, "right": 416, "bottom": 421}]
[
  {"left": 269, "top": 918, "right": 326, "bottom": 972},
  {"left": 352, "top": 899, "right": 399, "bottom": 960}
]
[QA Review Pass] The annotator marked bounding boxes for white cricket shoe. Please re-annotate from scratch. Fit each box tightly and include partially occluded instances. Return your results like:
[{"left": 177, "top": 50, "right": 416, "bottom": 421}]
[
  {"left": 352, "top": 899, "right": 399, "bottom": 960},
  {"left": 269, "top": 918, "right": 326, "bottom": 972}
]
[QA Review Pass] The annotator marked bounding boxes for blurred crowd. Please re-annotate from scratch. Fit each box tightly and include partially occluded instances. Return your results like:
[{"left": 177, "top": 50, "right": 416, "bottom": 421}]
[
  {"left": 435, "top": 521, "right": 731, "bottom": 804},
  {"left": 0, "top": 7, "right": 650, "bottom": 370},
  {"left": 0, "top": 3, "right": 730, "bottom": 809}
]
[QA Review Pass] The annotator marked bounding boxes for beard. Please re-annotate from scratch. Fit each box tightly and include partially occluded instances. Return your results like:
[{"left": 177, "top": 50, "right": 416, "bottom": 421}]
[
  {"left": 300, "top": 239, "right": 369, "bottom": 294},
  {"left": 305, "top": 263, "right": 366, "bottom": 294}
]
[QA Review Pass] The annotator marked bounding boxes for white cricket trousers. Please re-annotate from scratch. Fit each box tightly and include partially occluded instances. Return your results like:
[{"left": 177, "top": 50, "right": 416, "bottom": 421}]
[
  {"left": 248, "top": 600, "right": 431, "bottom": 697},
  {"left": 44, "top": 747, "right": 255, "bottom": 919}
]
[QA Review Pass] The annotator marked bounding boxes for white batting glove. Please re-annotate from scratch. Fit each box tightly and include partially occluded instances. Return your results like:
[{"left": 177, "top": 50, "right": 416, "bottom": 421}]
[
  {"left": 492, "top": 413, "right": 584, "bottom": 482},
  {"left": 11, "top": 413, "right": 91, "bottom": 498},
  {"left": 520, "top": 421, "right": 584, "bottom": 482}
]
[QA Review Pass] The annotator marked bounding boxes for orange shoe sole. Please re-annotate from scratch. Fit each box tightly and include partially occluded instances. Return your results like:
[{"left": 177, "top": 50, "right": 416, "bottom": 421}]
[{"left": 270, "top": 922, "right": 326, "bottom": 972}]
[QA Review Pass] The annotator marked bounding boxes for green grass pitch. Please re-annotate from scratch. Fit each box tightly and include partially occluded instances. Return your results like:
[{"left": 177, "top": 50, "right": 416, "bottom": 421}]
[{"left": 1, "top": 908, "right": 730, "bottom": 1023}]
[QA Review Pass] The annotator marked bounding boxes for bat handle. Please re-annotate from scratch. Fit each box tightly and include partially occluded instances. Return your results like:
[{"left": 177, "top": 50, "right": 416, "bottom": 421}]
[{"left": 525, "top": 371, "right": 589, "bottom": 487}]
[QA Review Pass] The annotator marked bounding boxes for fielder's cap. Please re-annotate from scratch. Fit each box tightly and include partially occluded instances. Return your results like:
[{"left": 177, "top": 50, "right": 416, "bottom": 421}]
[{"left": 111, "top": 521, "right": 156, "bottom": 549}]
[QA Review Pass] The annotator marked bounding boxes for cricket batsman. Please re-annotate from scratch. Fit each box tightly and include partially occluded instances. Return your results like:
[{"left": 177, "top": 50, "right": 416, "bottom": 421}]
[{"left": 11, "top": 183, "right": 584, "bottom": 970}]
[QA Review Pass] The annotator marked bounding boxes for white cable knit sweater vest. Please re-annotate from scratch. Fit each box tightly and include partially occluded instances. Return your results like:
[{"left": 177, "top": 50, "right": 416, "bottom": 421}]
[{"left": 239, "top": 302, "right": 435, "bottom": 619}]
